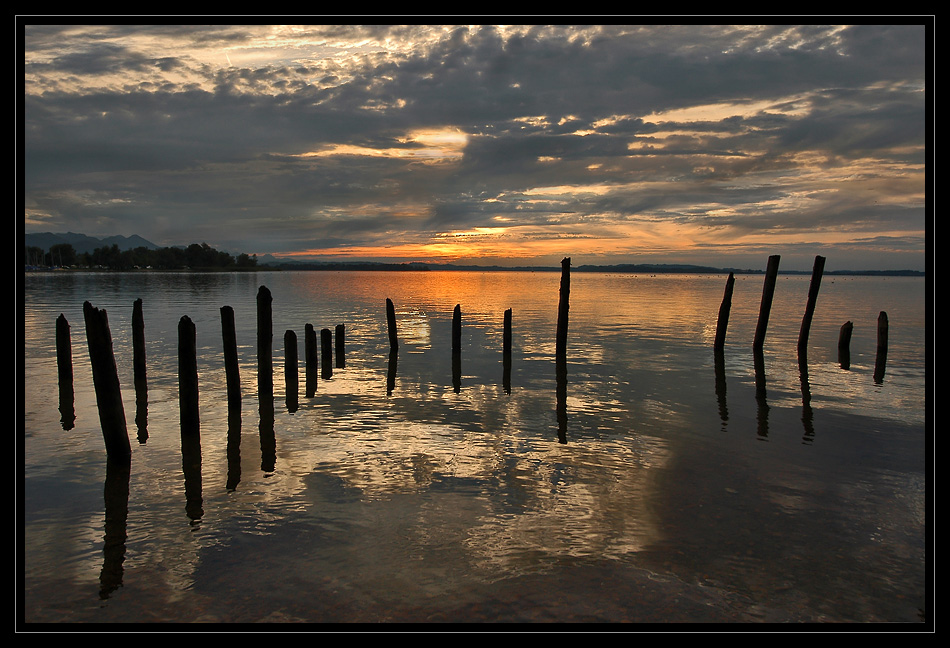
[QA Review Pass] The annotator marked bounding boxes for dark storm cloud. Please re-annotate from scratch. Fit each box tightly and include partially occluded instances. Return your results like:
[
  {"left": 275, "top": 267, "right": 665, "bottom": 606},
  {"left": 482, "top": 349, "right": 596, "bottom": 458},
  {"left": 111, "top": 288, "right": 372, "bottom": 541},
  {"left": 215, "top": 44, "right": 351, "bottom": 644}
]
[{"left": 22, "top": 22, "right": 928, "bottom": 270}]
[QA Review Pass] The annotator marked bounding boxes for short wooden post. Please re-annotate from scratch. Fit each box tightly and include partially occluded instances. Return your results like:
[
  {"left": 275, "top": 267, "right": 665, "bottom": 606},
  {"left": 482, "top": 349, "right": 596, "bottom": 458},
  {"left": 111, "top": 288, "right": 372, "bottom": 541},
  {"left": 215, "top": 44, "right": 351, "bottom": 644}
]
[
  {"left": 220, "top": 306, "right": 242, "bottom": 410},
  {"left": 83, "top": 302, "right": 131, "bottom": 463},
  {"left": 132, "top": 298, "right": 147, "bottom": 395},
  {"left": 386, "top": 298, "right": 398, "bottom": 350},
  {"left": 838, "top": 321, "right": 853, "bottom": 369},
  {"left": 713, "top": 272, "right": 735, "bottom": 352},
  {"left": 305, "top": 323, "right": 317, "bottom": 397},
  {"left": 56, "top": 313, "right": 75, "bottom": 430},
  {"left": 452, "top": 304, "right": 461, "bottom": 352},
  {"left": 874, "top": 311, "right": 888, "bottom": 383},
  {"left": 503, "top": 308, "right": 512, "bottom": 395},
  {"left": 335, "top": 324, "right": 345, "bottom": 368},
  {"left": 321, "top": 328, "right": 333, "bottom": 380},
  {"left": 753, "top": 255, "right": 781, "bottom": 351},
  {"left": 257, "top": 286, "right": 273, "bottom": 409},
  {"left": 178, "top": 316, "right": 200, "bottom": 438},
  {"left": 797, "top": 255, "right": 826, "bottom": 356},
  {"left": 284, "top": 330, "right": 298, "bottom": 413}
]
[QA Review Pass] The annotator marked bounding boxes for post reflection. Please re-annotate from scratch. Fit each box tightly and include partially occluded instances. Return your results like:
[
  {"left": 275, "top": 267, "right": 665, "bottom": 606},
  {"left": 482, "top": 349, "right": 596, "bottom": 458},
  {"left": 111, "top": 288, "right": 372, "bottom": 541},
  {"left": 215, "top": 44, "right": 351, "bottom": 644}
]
[
  {"left": 798, "top": 352, "right": 815, "bottom": 444},
  {"left": 99, "top": 457, "right": 130, "bottom": 599},
  {"left": 226, "top": 407, "right": 241, "bottom": 492},
  {"left": 753, "top": 348, "right": 769, "bottom": 439},
  {"left": 181, "top": 433, "right": 203, "bottom": 523},
  {"left": 714, "top": 348, "right": 728, "bottom": 431}
]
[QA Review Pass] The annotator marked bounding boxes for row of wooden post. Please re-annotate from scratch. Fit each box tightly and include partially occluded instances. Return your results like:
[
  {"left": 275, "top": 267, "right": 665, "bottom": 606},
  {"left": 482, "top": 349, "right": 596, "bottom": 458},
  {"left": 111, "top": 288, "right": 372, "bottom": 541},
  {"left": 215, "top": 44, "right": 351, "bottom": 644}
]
[{"left": 64, "top": 253, "right": 891, "bottom": 463}]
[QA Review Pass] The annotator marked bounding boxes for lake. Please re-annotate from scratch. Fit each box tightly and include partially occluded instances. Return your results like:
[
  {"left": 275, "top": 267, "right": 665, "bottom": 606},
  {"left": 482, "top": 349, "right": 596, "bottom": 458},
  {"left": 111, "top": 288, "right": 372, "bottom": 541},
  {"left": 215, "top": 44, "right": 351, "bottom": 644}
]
[{"left": 21, "top": 269, "right": 929, "bottom": 625}]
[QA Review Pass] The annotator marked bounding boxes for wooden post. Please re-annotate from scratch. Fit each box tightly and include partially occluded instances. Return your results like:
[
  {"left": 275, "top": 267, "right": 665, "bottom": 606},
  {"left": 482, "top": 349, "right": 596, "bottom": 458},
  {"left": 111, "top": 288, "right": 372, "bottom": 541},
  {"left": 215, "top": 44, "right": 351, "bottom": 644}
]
[
  {"left": 284, "top": 330, "right": 298, "bottom": 413},
  {"left": 386, "top": 298, "right": 398, "bottom": 350},
  {"left": 713, "top": 272, "right": 735, "bottom": 352},
  {"left": 874, "top": 311, "right": 888, "bottom": 383},
  {"left": 178, "top": 316, "right": 199, "bottom": 438},
  {"left": 56, "top": 313, "right": 75, "bottom": 430},
  {"left": 838, "top": 321, "right": 853, "bottom": 370},
  {"left": 83, "top": 302, "right": 131, "bottom": 463},
  {"left": 132, "top": 298, "right": 147, "bottom": 395},
  {"left": 752, "top": 255, "right": 781, "bottom": 351},
  {"left": 321, "top": 328, "right": 332, "bottom": 380},
  {"left": 220, "top": 306, "right": 242, "bottom": 411},
  {"left": 556, "top": 257, "right": 571, "bottom": 368},
  {"left": 305, "top": 323, "right": 317, "bottom": 397},
  {"left": 797, "top": 255, "right": 826, "bottom": 356},
  {"left": 335, "top": 324, "right": 345, "bottom": 368},
  {"left": 452, "top": 304, "right": 461, "bottom": 352},
  {"left": 503, "top": 308, "right": 512, "bottom": 395},
  {"left": 257, "top": 286, "right": 273, "bottom": 408}
]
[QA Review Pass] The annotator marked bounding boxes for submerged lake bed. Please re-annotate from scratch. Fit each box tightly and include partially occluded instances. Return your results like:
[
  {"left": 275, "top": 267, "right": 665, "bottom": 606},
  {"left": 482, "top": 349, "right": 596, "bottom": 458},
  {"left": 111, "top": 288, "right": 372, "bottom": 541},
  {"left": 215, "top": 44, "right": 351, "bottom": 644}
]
[{"left": 22, "top": 270, "right": 929, "bottom": 625}]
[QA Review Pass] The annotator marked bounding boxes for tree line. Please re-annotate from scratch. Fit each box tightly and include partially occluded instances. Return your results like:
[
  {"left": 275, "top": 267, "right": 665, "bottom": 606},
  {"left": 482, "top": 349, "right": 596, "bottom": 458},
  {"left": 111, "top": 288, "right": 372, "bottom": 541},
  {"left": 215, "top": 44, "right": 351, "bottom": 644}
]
[{"left": 24, "top": 242, "right": 258, "bottom": 271}]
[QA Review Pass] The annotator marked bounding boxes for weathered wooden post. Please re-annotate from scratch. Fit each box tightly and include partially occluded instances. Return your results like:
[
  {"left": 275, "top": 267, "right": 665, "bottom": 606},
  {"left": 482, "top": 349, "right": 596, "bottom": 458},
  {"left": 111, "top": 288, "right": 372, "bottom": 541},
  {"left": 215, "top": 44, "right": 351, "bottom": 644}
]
[
  {"left": 335, "top": 324, "right": 345, "bottom": 368},
  {"left": 321, "top": 328, "right": 333, "bottom": 380},
  {"left": 874, "top": 311, "right": 888, "bottom": 383},
  {"left": 56, "top": 313, "right": 75, "bottom": 430},
  {"left": 452, "top": 305, "right": 462, "bottom": 352},
  {"left": 714, "top": 272, "right": 735, "bottom": 352},
  {"left": 556, "top": 258, "right": 571, "bottom": 444},
  {"left": 305, "top": 323, "right": 318, "bottom": 397},
  {"left": 257, "top": 286, "right": 274, "bottom": 408},
  {"left": 752, "top": 255, "right": 781, "bottom": 351},
  {"left": 178, "top": 316, "right": 200, "bottom": 439},
  {"left": 132, "top": 299, "right": 148, "bottom": 443},
  {"left": 797, "top": 255, "right": 826, "bottom": 357},
  {"left": 386, "top": 298, "right": 398, "bottom": 350},
  {"left": 83, "top": 301, "right": 131, "bottom": 463},
  {"left": 220, "top": 306, "right": 242, "bottom": 411},
  {"left": 284, "top": 330, "right": 298, "bottom": 413},
  {"left": 132, "top": 298, "right": 147, "bottom": 397},
  {"left": 503, "top": 308, "right": 512, "bottom": 395},
  {"left": 838, "top": 321, "right": 853, "bottom": 369}
]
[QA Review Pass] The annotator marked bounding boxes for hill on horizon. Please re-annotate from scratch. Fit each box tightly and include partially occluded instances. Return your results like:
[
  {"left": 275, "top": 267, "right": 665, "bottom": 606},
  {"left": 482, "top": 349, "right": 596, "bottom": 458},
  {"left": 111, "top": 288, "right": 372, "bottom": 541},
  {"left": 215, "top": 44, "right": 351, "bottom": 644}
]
[{"left": 25, "top": 231, "right": 160, "bottom": 254}]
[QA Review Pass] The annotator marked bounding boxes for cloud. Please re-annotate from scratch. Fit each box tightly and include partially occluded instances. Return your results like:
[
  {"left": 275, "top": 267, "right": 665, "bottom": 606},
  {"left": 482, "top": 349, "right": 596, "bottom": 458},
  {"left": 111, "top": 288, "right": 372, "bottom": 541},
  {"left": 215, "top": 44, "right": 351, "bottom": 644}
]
[{"left": 22, "top": 23, "right": 929, "bottom": 270}]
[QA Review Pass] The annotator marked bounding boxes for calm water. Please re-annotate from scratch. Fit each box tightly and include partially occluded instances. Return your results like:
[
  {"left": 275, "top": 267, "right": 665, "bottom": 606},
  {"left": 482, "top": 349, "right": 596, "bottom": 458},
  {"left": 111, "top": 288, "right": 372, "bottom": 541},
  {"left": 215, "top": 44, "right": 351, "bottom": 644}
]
[{"left": 22, "top": 270, "right": 929, "bottom": 625}]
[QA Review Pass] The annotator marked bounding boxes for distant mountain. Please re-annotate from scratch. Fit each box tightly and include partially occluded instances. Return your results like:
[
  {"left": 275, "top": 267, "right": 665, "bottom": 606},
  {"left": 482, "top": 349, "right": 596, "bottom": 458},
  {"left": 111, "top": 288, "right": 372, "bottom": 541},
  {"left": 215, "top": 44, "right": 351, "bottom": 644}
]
[{"left": 24, "top": 232, "right": 159, "bottom": 254}]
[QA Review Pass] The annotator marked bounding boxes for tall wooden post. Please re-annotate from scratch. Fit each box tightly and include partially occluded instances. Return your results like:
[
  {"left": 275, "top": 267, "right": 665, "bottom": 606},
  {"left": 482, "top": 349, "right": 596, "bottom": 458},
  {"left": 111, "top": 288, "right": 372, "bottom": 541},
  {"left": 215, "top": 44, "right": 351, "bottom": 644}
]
[
  {"left": 321, "top": 328, "right": 333, "bottom": 380},
  {"left": 257, "top": 286, "right": 273, "bottom": 410},
  {"left": 555, "top": 258, "right": 571, "bottom": 444},
  {"left": 56, "top": 313, "right": 75, "bottom": 430},
  {"left": 714, "top": 272, "right": 735, "bottom": 352},
  {"left": 874, "top": 311, "right": 888, "bottom": 383},
  {"left": 503, "top": 308, "right": 512, "bottom": 395},
  {"left": 753, "top": 255, "right": 781, "bottom": 351},
  {"left": 132, "top": 298, "right": 147, "bottom": 395},
  {"left": 178, "top": 316, "right": 200, "bottom": 439},
  {"left": 83, "top": 302, "right": 131, "bottom": 463},
  {"left": 797, "top": 255, "right": 826, "bottom": 356},
  {"left": 386, "top": 298, "right": 398, "bottom": 350},
  {"left": 220, "top": 306, "right": 242, "bottom": 411},
  {"left": 284, "top": 330, "right": 298, "bottom": 413},
  {"left": 452, "top": 305, "right": 461, "bottom": 352},
  {"left": 305, "top": 323, "right": 317, "bottom": 397}
]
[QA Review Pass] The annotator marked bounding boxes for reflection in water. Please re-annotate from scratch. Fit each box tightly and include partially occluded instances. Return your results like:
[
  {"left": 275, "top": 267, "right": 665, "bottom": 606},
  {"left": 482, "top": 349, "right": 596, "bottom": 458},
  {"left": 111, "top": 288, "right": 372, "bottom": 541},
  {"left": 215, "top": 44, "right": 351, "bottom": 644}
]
[
  {"left": 753, "top": 348, "right": 769, "bottom": 439},
  {"left": 799, "top": 352, "right": 815, "bottom": 444},
  {"left": 99, "top": 458, "right": 130, "bottom": 599},
  {"left": 387, "top": 349, "right": 398, "bottom": 396},
  {"left": 181, "top": 433, "right": 204, "bottom": 523},
  {"left": 714, "top": 348, "right": 728, "bottom": 430},
  {"left": 226, "top": 408, "right": 241, "bottom": 492}
]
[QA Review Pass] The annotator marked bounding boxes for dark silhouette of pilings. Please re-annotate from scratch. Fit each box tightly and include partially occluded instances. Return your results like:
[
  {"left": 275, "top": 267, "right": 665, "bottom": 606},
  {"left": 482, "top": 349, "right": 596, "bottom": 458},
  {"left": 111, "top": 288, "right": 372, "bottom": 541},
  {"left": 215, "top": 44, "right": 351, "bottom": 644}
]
[
  {"left": 321, "top": 328, "right": 333, "bottom": 380},
  {"left": 220, "top": 306, "right": 242, "bottom": 411},
  {"left": 503, "top": 308, "right": 512, "bottom": 395},
  {"left": 838, "top": 321, "right": 853, "bottom": 369},
  {"left": 874, "top": 311, "right": 888, "bottom": 383},
  {"left": 132, "top": 299, "right": 148, "bottom": 442},
  {"left": 284, "top": 330, "right": 298, "bottom": 413},
  {"left": 452, "top": 304, "right": 461, "bottom": 392},
  {"left": 753, "top": 255, "right": 781, "bottom": 351},
  {"left": 797, "top": 255, "right": 826, "bottom": 357},
  {"left": 83, "top": 301, "right": 131, "bottom": 463},
  {"left": 556, "top": 257, "right": 570, "bottom": 444},
  {"left": 257, "top": 286, "right": 275, "bottom": 473},
  {"left": 386, "top": 298, "right": 398, "bottom": 350},
  {"left": 336, "top": 324, "right": 345, "bottom": 368},
  {"left": 178, "top": 316, "right": 200, "bottom": 439},
  {"left": 713, "top": 272, "right": 735, "bottom": 352},
  {"left": 387, "top": 349, "right": 397, "bottom": 395},
  {"left": 56, "top": 313, "right": 75, "bottom": 430},
  {"left": 305, "top": 323, "right": 318, "bottom": 397}
]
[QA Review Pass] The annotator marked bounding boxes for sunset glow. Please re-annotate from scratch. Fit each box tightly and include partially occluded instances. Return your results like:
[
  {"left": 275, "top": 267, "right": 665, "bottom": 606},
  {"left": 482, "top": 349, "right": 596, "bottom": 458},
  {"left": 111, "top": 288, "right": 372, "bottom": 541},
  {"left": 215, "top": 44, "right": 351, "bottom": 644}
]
[{"left": 23, "top": 23, "right": 928, "bottom": 271}]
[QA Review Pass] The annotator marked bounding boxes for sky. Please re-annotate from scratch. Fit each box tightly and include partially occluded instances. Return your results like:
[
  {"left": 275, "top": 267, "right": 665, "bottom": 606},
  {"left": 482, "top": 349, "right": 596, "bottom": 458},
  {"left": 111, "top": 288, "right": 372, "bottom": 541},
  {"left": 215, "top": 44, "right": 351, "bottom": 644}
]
[{"left": 22, "top": 22, "right": 930, "bottom": 271}]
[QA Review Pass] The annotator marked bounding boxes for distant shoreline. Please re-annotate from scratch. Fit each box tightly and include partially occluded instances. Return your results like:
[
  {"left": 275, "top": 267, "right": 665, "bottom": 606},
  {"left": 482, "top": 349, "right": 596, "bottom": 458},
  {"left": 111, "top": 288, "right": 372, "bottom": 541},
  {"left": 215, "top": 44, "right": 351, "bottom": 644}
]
[{"left": 24, "top": 263, "right": 925, "bottom": 277}]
